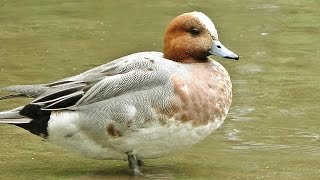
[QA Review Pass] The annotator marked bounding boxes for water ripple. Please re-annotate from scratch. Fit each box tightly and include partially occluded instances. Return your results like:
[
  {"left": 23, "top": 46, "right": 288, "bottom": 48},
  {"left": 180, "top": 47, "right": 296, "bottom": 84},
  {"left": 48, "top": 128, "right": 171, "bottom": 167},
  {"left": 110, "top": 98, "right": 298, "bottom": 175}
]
[
  {"left": 247, "top": 4, "right": 280, "bottom": 10},
  {"left": 236, "top": 64, "right": 264, "bottom": 74},
  {"left": 229, "top": 106, "right": 255, "bottom": 122},
  {"left": 225, "top": 129, "right": 242, "bottom": 141},
  {"left": 230, "top": 141, "right": 290, "bottom": 151}
]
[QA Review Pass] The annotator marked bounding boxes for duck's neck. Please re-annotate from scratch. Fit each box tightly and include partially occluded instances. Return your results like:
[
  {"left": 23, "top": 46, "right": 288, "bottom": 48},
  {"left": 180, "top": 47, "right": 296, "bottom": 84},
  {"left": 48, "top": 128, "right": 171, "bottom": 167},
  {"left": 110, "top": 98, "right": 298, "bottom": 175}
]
[{"left": 163, "top": 51, "right": 209, "bottom": 63}]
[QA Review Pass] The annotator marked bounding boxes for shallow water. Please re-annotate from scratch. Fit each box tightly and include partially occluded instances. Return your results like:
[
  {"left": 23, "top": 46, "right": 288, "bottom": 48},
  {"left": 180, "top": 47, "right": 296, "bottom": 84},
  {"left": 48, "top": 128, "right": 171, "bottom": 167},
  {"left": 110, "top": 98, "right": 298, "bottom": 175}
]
[{"left": 0, "top": 0, "right": 319, "bottom": 179}]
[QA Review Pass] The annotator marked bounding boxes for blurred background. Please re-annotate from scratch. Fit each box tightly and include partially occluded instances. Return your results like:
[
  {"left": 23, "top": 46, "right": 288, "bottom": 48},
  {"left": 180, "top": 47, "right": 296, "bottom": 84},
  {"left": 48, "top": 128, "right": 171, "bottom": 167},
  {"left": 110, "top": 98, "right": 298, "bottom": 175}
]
[{"left": 0, "top": 0, "right": 319, "bottom": 179}]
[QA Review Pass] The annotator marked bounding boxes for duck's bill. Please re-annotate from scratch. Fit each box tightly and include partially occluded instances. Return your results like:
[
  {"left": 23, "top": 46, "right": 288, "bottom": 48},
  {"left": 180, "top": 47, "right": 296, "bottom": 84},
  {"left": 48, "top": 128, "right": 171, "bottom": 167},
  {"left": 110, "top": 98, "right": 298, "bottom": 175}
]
[{"left": 209, "top": 40, "right": 239, "bottom": 60}]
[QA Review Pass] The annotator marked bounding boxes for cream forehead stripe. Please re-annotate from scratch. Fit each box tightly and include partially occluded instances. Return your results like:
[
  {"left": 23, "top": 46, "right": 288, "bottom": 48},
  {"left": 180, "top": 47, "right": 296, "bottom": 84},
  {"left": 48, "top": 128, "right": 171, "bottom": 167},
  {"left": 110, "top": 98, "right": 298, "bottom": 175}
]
[{"left": 191, "top": 12, "right": 218, "bottom": 38}]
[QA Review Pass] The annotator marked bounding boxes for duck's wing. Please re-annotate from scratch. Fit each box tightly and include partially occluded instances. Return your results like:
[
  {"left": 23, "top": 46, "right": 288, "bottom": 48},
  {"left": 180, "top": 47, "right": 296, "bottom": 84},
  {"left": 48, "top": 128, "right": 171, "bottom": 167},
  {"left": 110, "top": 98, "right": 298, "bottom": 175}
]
[
  {"left": 0, "top": 85, "right": 49, "bottom": 99},
  {"left": 0, "top": 52, "right": 165, "bottom": 111}
]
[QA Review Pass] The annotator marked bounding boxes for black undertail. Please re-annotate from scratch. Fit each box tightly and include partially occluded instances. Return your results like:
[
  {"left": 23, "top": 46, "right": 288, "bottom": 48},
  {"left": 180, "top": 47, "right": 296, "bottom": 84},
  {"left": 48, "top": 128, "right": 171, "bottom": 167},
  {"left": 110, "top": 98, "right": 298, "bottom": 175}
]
[{"left": 14, "top": 104, "right": 51, "bottom": 138}]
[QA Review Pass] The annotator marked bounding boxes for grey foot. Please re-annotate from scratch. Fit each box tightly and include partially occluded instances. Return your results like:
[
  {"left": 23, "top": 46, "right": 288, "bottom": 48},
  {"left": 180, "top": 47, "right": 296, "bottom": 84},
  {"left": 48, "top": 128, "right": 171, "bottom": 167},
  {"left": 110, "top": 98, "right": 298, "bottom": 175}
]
[
  {"left": 137, "top": 159, "right": 144, "bottom": 167},
  {"left": 126, "top": 152, "right": 143, "bottom": 176}
]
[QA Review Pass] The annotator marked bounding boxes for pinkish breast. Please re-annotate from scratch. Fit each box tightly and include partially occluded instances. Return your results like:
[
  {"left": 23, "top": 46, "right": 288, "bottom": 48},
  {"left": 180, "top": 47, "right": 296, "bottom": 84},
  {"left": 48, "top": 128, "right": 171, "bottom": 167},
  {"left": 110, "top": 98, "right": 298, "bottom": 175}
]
[{"left": 170, "top": 63, "right": 232, "bottom": 126}]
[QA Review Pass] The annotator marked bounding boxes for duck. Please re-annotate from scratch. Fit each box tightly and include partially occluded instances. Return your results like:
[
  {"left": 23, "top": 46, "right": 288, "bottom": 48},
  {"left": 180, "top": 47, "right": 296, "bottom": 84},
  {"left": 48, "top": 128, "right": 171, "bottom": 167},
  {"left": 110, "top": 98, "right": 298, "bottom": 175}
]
[{"left": 0, "top": 11, "right": 239, "bottom": 175}]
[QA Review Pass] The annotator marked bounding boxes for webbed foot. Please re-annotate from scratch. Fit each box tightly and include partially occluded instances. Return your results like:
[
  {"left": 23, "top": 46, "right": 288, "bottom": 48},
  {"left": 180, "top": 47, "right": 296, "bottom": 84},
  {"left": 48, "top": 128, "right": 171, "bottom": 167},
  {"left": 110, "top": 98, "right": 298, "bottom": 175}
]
[{"left": 126, "top": 152, "right": 143, "bottom": 176}]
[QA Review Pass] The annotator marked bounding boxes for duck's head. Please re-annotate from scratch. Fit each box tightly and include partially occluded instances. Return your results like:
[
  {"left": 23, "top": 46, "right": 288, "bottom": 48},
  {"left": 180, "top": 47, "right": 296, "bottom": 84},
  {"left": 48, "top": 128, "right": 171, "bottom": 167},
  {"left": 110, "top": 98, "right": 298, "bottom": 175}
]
[{"left": 163, "top": 12, "right": 239, "bottom": 63}]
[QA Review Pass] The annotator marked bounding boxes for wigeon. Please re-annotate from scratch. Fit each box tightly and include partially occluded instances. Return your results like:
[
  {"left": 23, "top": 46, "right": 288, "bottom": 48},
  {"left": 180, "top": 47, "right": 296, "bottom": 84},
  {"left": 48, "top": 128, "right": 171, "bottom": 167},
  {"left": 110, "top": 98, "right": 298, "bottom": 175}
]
[{"left": 0, "top": 12, "right": 239, "bottom": 175}]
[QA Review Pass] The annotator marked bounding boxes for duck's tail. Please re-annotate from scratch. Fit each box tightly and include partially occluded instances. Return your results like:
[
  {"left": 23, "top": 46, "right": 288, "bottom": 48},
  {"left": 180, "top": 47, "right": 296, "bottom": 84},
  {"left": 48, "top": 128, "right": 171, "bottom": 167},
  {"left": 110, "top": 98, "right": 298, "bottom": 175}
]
[
  {"left": 0, "top": 104, "right": 51, "bottom": 138},
  {"left": 0, "top": 81, "right": 86, "bottom": 137},
  {"left": 0, "top": 107, "right": 32, "bottom": 124}
]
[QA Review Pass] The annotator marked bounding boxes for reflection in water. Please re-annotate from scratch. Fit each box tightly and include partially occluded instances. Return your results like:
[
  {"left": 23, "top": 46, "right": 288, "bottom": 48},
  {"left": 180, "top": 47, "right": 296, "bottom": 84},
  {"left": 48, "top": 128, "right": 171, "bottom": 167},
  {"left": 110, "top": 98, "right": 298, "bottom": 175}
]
[{"left": 75, "top": 165, "right": 175, "bottom": 180}]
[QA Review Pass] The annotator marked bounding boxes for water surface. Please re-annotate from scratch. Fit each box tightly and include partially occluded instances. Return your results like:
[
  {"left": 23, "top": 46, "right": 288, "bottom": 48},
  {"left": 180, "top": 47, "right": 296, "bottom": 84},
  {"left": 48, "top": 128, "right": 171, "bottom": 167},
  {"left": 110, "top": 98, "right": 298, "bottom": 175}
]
[{"left": 0, "top": 0, "right": 319, "bottom": 179}]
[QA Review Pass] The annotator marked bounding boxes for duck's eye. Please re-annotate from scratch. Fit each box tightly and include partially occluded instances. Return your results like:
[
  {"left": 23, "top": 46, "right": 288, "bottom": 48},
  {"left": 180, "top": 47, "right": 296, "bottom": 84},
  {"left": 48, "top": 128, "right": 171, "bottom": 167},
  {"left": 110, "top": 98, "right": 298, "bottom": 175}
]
[{"left": 188, "top": 28, "right": 200, "bottom": 35}]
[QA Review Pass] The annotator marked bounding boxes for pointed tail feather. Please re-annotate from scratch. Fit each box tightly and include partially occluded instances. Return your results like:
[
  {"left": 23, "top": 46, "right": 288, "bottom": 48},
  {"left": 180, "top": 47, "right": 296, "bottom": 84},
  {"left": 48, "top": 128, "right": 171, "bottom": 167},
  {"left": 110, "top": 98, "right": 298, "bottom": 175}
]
[
  {"left": 0, "top": 93, "right": 25, "bottom": 100},
  {"left": 0, "top": 104, "right": 51, "bottom": 137},
  {"left": 0, "top": 110, "right": 32, "bottom": 124},
  {"left": 0, "top": 118, "right": 32, "bottom": 124}
]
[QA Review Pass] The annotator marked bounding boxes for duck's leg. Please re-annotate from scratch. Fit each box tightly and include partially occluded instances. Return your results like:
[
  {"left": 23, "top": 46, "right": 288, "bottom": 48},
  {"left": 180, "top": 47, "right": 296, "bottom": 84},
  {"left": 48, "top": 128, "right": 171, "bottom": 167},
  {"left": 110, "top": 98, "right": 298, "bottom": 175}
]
[
  {"left": 126, "top": 151, "right": 143, "bottom": 175},
  {"left": 137, "top": 159, "right": 144, "bottom": 167}
]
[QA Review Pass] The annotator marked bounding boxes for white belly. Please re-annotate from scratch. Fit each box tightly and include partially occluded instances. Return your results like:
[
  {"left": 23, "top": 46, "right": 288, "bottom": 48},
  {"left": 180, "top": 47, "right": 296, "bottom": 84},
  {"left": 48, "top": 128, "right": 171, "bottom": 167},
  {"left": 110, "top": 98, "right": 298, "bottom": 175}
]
[{"left": 47, "top": 111, "right": 224, "bottom": 160}]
